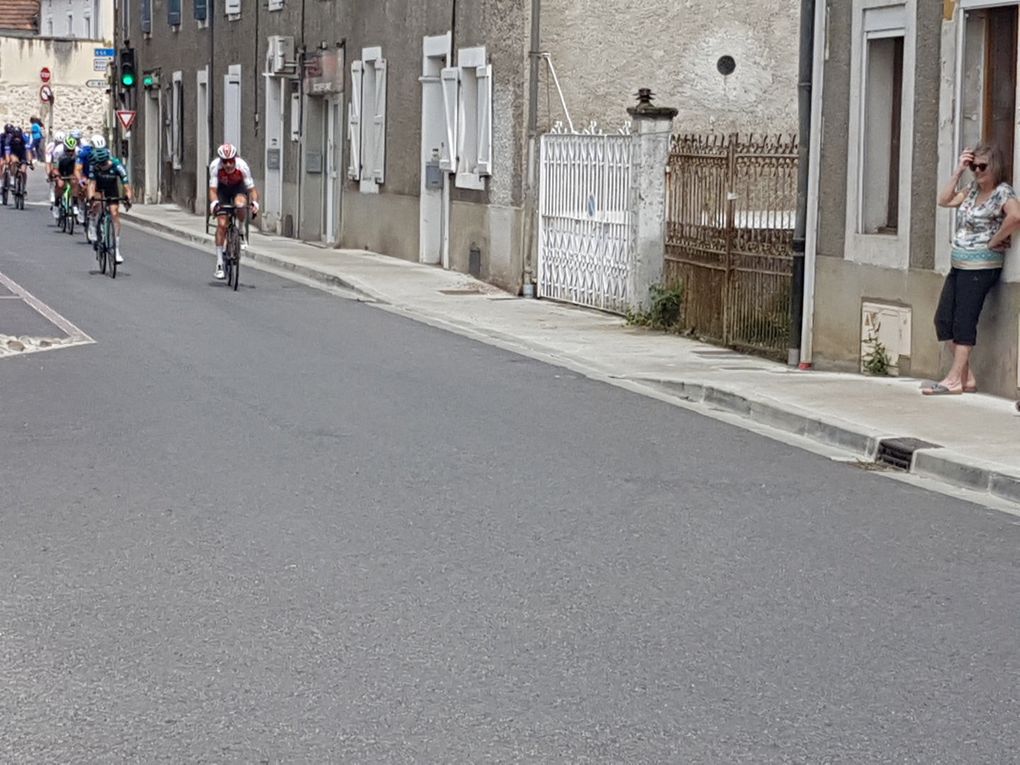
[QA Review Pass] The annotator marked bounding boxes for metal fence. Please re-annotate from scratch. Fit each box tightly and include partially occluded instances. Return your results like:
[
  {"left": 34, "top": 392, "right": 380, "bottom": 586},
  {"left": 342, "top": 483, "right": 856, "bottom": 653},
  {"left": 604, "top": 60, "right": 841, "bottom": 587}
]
[
  {"left": 665, "top": 133, "right": 798, "bottom": 356},
  {"left": 537, "top": 131, "right": 634, "bottom": 314}
]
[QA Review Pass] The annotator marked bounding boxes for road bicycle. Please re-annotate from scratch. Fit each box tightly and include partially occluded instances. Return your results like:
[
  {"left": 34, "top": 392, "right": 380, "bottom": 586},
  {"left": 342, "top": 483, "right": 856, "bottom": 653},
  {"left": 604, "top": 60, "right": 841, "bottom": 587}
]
[
  {"left": 11, "top": 161, "right": 29, "bottom": 211},
  {"left": 93, "top": 196, "right": 130, "bottom": 279},
  {"left": 56, "top": 177, "right": 75, "bottom": 234},
  {"left": 1, "top": 163, "right": 9, "bottom": 207},
  {"left": 216, "top": 204, "right": 250, "bottom": 291}
]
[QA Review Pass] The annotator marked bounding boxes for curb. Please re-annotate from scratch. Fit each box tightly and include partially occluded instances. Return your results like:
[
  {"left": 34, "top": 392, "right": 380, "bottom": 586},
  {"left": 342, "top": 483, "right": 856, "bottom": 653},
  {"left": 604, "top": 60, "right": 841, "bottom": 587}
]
[
  {"left": 121, "top": 212, "right": 378, "bottom": 302},
  {"left": 123, "top": 212, "right": 1020, "bottom": 508}
]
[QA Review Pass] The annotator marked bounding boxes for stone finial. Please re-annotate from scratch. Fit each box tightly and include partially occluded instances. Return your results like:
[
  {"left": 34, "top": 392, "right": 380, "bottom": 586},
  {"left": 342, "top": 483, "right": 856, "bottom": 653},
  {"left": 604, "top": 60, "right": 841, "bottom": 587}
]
[{"left": 627, "top": 88, "right": 678, "bottom": 120}]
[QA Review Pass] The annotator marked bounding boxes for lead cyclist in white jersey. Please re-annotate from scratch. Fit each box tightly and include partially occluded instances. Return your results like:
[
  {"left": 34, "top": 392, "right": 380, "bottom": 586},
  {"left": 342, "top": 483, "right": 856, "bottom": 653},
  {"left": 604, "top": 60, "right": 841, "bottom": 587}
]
[{"left": 208, "top": 143, "right": 259, "bottom": 280}]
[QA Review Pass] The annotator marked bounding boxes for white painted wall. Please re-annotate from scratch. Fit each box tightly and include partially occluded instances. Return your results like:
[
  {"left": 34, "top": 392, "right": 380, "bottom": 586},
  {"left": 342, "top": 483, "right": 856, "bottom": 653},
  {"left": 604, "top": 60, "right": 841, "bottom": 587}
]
[
  {"left": 540, "top": 0, "right": 799, "bottom": 133},
  {"left": 39, "top": 0, "right": 113, "bottom": 40}
]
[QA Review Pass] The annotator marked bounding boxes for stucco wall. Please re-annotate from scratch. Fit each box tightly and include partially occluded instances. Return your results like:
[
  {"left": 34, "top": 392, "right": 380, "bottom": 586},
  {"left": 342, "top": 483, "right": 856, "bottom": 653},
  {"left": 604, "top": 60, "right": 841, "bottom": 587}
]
[
  {"left": 0, "top": 36, "right": 110, "bottom": 133},
  {"left": 540, "top": 0, "right": 799, "bottom": 134}
]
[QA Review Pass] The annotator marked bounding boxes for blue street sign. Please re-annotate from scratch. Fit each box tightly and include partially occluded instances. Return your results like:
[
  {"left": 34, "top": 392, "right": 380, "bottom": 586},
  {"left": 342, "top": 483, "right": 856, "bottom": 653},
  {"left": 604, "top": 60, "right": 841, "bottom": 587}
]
[{"left": 94, "top": 47, "right": 116, "bottom": 58}]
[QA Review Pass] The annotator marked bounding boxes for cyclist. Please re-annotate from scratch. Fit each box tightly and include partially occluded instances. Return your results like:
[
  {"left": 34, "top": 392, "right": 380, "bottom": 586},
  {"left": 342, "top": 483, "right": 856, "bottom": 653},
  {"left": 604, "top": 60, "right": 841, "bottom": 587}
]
[
  {"left": 52, "top": 134, "right": 78, "bottom": 220},
  {"left": 4, "top": 124, "right": 33, "bottom": 195},
  {"left": 73, "top": 137, "right": 95, "bottom": 223},
  {"left": 87, "top": 146, "right": 132, "bottom": 264},
  {"left": 208, "top": 143, "right": 259, "bottom": 280},
  {"left": 29, "top": 117, "right": 44, "bottom": 161},
  {"left": 45, "top": 130, "right": 65, "bottom": 208}
]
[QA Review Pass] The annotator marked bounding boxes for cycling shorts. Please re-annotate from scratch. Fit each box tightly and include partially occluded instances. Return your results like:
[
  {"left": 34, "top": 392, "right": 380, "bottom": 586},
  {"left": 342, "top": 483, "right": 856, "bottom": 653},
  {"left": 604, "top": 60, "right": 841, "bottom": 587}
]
[{"left": 216, "top": 181, "right": 248, "bottom": 207}]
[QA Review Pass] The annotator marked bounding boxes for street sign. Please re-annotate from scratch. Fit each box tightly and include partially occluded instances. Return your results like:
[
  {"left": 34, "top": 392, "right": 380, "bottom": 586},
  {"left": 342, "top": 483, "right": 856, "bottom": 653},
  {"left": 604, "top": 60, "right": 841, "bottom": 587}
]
[
  {"left": 85, "top": 79, "right": 106, "bottom": 89},
  {"left": 116, "top": 110, "right": 136, "bottom": 131},
  {"left": 40, "top": 67, "right": 51, "bottom": 83},
  {"left": 94, "top": 47, "right": 116, "bottom": 58},
  {"left": 39, "top": 85, "right": 53, "bottom": 103},
  {"left": 93, "top": 60, "right": 110, "bottom": 72}
]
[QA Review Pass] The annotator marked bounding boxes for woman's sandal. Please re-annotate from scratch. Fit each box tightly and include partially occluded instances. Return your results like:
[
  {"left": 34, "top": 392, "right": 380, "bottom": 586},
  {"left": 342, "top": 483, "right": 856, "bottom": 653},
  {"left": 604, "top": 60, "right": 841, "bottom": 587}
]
[{"left": 921, "top": 383, "right": 963, "bottom": 395}]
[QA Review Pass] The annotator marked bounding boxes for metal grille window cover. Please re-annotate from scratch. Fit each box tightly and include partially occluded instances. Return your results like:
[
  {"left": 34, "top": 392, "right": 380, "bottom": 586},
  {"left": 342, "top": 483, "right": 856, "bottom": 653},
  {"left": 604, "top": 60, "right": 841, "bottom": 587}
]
[
  {"left": 538, "top": 133, "right": 635, "bottom": 314},
  {"left": 665, "top": 133, "right": 798, "bottom": 357}
]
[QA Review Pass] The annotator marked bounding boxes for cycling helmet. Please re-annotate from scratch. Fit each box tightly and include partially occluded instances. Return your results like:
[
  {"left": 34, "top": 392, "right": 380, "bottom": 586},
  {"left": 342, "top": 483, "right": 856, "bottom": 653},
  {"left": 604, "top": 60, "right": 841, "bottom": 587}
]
[
  {"left": 93, "top": 147, "right": 111, "bottom": 164},
  {"left": 70, "top": 129, "right": 82, "bottom": 140},
  {"left": 217, "top": 143, "right": 237, "bottom": 160},
  {"left": 63, "top": 135, "right": 78, "bottom": 151},
  {"left": 3, "top": 124, "right": 12, "bottom": 133},
  {"left": 54, "top": 130, "right": 66, "bottom": 143},
  {"left": 91, "top": 134, "right": 106, "bottom": 149}
]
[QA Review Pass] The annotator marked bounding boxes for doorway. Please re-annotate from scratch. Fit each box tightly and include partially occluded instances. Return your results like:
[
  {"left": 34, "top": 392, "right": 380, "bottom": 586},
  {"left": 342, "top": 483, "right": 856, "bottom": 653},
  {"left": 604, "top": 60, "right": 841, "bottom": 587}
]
[
  {"left": 143, "top": 88, "right": 161, "bottom": 203},
  {"left": 323, "top": 94, "right": 342, "bottom": 244},
  {"left": 195, "top": 67, "right": 209, "bottom": 215},
  {"left": 419, "top": 33, "right": 451, "bottom": 266},
  {"left": 264, "top": 75, "right": 285, "bottom": 232}
]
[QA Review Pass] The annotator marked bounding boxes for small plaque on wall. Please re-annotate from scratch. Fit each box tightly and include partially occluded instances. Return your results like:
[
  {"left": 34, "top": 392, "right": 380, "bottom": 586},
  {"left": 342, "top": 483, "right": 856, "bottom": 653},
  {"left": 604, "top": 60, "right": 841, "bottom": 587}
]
[{"left": 305, "top": 151, "right": 322, "bottom": 174}]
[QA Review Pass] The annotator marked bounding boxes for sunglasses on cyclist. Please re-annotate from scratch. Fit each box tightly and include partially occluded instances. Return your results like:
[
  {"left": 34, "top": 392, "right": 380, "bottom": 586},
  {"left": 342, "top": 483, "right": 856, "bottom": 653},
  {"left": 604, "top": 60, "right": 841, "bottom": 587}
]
[{"left": 969, "top": 162, "right": 989, "bottom": 172}]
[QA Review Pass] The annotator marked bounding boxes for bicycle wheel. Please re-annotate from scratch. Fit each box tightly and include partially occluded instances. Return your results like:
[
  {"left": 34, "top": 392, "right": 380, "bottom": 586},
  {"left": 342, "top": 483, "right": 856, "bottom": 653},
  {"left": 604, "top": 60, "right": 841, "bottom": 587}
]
[
  {"left": 14, "top": 174, "right": 23, "bottom": 210},
  {"left": 65, "top": 197, "right": 74, "bottom": 234},
  {"left": 105, "top": 217, "right": 116, "bottom": 278},
  {"left": 225, "top": 226, "right": 240, "bottom": 290},
  {"left": 1, "top": 173, "right": 8, "bottom": 206}
]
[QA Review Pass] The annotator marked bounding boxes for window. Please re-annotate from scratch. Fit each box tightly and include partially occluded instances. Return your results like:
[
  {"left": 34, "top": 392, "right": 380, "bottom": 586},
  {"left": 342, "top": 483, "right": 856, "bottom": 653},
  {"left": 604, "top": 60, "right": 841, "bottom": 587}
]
[
  {"left": 46, "top": 16, "right": 53, "bottom": 35},
  {"left": 194, "top": 0, "right": 207, "bottom": 21},
  {"left": 141, "top": 0, "right": 151, "bottom": 34},
  {"left": 441, "top": 47, "right": 493, "bottom": 191},
  {"left": 66, "top": 12, "right": 73, "bottom": 36},
  {"left": 268, "top": 0, "right": 283, "bottom": 10},
  {"left": 168, "top": 0, "right": 181, "bottom": 26},
  {"left": 348, "top": 47, "right": 387, "bottom": 190},
  {"left": 961, "top": 5, "right": 1017, "bottom": 178},
  {"left": 225, "top": 0, "right": 241, "bottom": 17},
  {"left": 858, "top": 7, "right": 906, "bottom": 235},
  {"left": 84, "top": 13, "right": 91, "bottom": 38},
  {"left": 224, "top": 65, "right": 242, "bottom": 151}
]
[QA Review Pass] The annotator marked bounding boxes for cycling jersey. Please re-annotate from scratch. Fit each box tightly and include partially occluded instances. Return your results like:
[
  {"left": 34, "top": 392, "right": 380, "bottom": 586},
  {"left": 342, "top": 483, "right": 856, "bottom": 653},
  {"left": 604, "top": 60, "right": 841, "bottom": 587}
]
[
  {"left": 55, "top": 146, "right": 76, "bottom": 176},
  {"left": 5, "top": 133, "right": 27, "bottom": 161},
  {"left": 77, "top": 145, "right": 94, "bottom": 178},
  {"left": 208, "top": 157, "right": 255, "bottom": 191},
  {"left": 91, "top": 158, "right": 129, "bottom": 198}
]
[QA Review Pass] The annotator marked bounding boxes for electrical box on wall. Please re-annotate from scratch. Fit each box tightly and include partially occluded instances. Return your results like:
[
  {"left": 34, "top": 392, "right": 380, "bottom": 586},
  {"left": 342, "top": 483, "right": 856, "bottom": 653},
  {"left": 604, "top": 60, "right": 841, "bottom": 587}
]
[
  {"left": 268, "top": 35, "right": 295, "bottom": 74},
  {"left": 290, "top": 92, "right": 301, "bottom": 141}
]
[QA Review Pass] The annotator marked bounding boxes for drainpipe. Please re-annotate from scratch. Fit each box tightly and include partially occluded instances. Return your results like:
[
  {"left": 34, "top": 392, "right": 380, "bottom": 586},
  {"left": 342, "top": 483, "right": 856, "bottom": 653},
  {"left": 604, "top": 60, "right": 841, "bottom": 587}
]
[
  {"left": 206, "top": 0, "right": 215, "bottom": 233},
  {"left": 799, "top": 0, "right": 827, "bottom": 368},
  {"left": 522, "top": 0, "right": 540, "bottom": 295},
  {"left": 789, "top": 0, "right": 815, "bottom": 367}
]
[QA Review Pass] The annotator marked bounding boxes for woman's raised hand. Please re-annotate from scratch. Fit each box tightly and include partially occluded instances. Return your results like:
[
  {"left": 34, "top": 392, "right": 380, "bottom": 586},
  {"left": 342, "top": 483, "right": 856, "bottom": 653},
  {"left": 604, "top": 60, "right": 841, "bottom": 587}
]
[{"left": 958, "top": 149, "right": 976, "bottom": 174}]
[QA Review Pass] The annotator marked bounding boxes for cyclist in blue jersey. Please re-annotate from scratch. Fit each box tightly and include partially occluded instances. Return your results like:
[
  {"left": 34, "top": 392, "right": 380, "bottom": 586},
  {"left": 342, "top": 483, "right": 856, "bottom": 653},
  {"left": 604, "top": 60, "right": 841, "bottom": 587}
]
[
  {"left": 74, "top": 137, "right": 96, "bottom": 223},
  {"left": 29, "top": 117, "right": 44, "bottom": 161}
]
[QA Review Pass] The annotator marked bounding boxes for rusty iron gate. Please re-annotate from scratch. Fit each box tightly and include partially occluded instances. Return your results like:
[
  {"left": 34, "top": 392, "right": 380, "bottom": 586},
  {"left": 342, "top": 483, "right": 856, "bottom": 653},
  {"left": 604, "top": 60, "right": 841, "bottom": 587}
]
[{"left": 665, "top": 134, "right": 798, "bottom": 357}]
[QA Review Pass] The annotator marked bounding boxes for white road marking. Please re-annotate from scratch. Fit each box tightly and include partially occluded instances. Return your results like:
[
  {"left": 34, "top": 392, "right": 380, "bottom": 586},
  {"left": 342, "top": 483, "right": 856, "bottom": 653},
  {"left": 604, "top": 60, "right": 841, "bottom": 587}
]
[{"left": 0, "top": 269, "right": 94, "bottom": 358}]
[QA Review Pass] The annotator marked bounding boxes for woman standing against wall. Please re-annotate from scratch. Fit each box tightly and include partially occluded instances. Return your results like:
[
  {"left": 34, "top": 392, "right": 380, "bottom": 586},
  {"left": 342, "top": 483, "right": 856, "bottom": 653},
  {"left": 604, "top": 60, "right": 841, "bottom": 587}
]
[{"left": 924, "top": 144, "right": 1020, "bottom": 395}]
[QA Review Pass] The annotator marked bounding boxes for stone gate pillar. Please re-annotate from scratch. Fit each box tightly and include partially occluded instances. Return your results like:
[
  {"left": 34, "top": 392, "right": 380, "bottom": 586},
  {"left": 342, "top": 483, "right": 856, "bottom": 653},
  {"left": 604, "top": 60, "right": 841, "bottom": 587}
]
[{"left": 627, "top": 89, "right": 677, "bottom": 313}]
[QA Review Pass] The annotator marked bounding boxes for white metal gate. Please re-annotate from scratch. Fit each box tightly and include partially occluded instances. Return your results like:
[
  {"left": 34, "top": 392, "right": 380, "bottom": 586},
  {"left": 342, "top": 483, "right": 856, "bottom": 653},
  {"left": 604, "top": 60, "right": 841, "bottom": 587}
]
[{"left": 537, "top": 132, "right": 634, "bottom": 314}]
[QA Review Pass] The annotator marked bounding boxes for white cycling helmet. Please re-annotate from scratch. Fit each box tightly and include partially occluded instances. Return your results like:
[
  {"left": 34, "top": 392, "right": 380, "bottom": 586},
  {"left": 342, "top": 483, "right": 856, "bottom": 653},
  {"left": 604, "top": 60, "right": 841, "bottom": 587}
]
[
  {"left": 217, "top": 143, "right": 237, "bottom": 160},
  {"left": 54, "top": 130, "right": 65, "bottom": 143},
  {"left": 91, "top": 135, "right": 106, "bottom": 149},
  {"left": 70, "top": 129, "right": 82, "bottom": 140}
]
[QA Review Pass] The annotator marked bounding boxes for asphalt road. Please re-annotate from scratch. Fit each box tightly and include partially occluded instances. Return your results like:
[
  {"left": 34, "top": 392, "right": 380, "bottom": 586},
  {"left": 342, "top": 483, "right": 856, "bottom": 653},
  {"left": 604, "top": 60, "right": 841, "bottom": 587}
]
[{"left": 1, "top": 178, "right": 1019, "bottom": 763}]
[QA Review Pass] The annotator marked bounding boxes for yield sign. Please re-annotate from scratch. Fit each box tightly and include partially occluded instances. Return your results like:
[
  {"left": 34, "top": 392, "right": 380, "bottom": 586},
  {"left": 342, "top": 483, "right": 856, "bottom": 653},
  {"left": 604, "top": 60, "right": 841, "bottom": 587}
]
[{"left": 116, "top": 110, "right": 136, "bottom": 131}]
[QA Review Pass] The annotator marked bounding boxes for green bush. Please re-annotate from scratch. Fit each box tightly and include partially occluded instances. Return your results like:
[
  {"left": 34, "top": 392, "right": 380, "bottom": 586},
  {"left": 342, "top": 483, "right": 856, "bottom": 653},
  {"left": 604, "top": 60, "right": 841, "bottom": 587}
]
[{"left": 627, "top": 283, "right": 684, "bottom": 332}]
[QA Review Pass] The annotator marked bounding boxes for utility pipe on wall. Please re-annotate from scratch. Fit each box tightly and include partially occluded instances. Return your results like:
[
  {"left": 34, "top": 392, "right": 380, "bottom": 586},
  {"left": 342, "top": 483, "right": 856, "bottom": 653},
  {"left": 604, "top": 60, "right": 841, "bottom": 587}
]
[
  {"left": 789, "top": 0, "right": 816, "bottom": 367},
  {"left": 799, "top": 0, "right": 827, "bottom": 368}
]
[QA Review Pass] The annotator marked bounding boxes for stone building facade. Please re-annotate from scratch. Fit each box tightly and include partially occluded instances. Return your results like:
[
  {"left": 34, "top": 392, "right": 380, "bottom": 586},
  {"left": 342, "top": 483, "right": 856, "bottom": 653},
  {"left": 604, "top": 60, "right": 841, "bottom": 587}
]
[{"left": 118, "top": 0, "right": 798, "bottom": 293}]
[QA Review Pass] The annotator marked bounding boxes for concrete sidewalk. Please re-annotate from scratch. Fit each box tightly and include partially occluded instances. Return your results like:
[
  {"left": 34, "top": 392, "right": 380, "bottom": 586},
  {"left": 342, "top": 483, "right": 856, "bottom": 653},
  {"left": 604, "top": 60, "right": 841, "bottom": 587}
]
[{"left": 124, "top": 203, "right": 1020, "bottom": 505}]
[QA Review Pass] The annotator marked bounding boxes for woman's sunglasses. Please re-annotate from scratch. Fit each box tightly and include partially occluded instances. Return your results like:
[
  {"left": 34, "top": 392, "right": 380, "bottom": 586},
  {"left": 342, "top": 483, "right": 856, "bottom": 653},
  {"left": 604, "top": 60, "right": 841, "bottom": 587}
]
[{"left": 970, "top": 162, "right": 989, "bottom": 172}]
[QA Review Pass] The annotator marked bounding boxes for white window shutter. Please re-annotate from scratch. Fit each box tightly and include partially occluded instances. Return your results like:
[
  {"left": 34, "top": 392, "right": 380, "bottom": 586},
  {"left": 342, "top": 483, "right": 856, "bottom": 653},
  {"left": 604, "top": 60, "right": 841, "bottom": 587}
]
[
  {"left": 225, "top": 0, "right": 240, "bottom": 14},
  {"left": 440, "top": 67, "right": 460, "bottom": 171},
  {"left": 348, "top": 61, "right": 363, "bottom": 180},
  {"left": 372, "top": 58, "right": 387, "bottom": 183},
  {"left": 475, "top": 64, "right": 492, "bottom": 176}
]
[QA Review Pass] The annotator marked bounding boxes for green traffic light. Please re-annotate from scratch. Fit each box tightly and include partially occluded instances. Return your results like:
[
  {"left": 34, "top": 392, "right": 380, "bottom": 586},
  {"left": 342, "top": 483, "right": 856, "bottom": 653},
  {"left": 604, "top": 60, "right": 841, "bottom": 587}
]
[
  {"left": 121, "top": 72, "right": 135, "bottom": 87},
  {"left": 142, "top": 75, "right": 154, "bottom": 87}
]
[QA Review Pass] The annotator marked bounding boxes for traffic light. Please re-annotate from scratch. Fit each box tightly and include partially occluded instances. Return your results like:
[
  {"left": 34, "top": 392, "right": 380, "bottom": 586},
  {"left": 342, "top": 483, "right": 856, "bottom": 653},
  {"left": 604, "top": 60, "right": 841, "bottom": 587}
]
[
  {"left": 119, "top": 48, "right": 137, "bottom": 88},
  {"left": 142, "top": 71, "right": 157, "bottom": 90}
]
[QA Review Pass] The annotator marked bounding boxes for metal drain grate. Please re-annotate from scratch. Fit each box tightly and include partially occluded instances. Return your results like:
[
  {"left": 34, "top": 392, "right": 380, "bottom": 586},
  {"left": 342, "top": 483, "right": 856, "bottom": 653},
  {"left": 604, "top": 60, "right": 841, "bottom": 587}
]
[{"left": 875, "top": 437, "right": 943, "bottom": 471}]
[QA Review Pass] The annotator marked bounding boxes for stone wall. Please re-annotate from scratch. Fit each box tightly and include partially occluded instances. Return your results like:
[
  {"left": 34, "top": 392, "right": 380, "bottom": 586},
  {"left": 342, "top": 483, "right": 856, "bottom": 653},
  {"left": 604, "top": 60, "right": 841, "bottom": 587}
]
[{"left": 0, "top": 36, "right": 111, "bottom": 134}]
